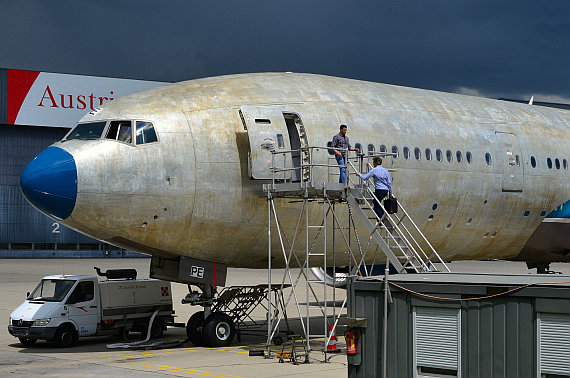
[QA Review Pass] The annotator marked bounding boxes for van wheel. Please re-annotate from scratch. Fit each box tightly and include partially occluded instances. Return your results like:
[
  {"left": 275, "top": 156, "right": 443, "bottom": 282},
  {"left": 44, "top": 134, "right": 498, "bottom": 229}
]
[
  {"left": 54, "top": 324, "right": 78, "bottom": 347},
  {"left": 149, "top": 320, "right": 164, "bottom": 339},
  {"left": 202, "top": 312, "right": 235, "bottom": 347},
  {"left": 186, "top": 311, "right": 205, "bottom": 346},
  {"left": 18, "top": 337, "right": 37, "bottom": 346}
]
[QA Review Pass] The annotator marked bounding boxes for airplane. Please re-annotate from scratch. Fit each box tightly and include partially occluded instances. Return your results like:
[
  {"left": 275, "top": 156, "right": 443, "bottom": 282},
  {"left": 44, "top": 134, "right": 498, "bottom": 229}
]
[{"left": 19, "top": 72, "right": 570, "bottom": 346}]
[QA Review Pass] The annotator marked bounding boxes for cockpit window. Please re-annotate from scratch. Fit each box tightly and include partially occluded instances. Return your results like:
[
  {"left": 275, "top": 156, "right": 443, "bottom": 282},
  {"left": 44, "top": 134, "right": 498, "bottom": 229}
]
[
  {"left": 66, "top": 121, "right": 107, "bottom": 140},
  {"left": 106, "top": 121, "right": 133, "bottom": 143},
  {"left": 135, "top": 121, "right": 158, "bottom": 145}
]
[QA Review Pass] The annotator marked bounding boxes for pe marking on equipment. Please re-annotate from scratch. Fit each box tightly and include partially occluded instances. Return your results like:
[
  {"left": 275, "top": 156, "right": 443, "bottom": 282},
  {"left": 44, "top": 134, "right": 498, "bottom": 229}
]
[{"left": 190, "top": 266, "right": 205, "bottom": 279}]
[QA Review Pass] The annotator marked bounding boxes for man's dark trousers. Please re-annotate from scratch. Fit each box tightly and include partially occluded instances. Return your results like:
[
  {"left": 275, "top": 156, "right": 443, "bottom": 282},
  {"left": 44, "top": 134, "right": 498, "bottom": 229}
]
[{"left": 374, "top": 189, "right": 388, "bottom": 220}]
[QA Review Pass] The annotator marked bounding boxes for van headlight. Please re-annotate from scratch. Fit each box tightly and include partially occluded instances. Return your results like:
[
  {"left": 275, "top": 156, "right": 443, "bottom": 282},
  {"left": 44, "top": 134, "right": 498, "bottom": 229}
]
[{"left": 33, "top": 318, "right": 51, "bottom": 326}]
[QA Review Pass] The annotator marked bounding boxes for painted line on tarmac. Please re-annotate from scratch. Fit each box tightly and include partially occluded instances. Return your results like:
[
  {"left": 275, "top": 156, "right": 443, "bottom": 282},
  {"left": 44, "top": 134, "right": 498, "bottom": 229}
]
[
  {"left": 104, "top": 346, "right": 248, "bottom": 360},
  {"left": 103, "top": 347, "right": 201, "bottom": 359},
  {"left": 145, "top": 365, "right": 244, "bottom": 377}
]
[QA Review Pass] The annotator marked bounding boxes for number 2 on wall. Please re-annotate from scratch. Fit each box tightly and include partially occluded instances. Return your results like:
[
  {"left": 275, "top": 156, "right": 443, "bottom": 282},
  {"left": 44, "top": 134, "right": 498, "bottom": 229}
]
[{"left": 52, "top": 222, "right": 60, "bottom": 234}]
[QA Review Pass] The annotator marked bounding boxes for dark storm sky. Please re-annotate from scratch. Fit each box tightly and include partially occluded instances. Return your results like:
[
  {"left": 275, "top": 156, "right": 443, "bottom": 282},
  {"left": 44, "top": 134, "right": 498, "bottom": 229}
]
[{"left": 1, "top": 0, "right": 569, "bottom": 102}]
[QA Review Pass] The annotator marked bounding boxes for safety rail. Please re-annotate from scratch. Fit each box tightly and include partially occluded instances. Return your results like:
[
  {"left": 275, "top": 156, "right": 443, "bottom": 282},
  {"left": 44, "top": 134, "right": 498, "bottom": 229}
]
[
  {"left": 345, "top": 159, "right": 450, "bottom": 273},
  {"left": 269, "top": 145, "right": 348, "bottom": 190}
]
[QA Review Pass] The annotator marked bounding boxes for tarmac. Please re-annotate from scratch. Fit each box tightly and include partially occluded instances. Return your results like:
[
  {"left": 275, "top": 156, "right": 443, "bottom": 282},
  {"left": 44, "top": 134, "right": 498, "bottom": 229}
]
[{"left": 1, "top": 258, "right": 569, "bottom": 377}]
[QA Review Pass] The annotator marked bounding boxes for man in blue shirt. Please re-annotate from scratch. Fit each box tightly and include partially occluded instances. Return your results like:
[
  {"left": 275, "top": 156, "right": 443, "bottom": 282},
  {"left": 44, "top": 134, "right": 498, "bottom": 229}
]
[{"left": 354, "top": 157, "right": 392, "bottom": 220}]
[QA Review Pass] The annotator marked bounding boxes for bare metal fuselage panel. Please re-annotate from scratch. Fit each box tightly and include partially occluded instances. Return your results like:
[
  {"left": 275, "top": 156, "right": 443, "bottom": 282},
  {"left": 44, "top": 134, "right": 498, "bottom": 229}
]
[{"left": 38, "top": 73, "right": 569, "bottom": 268}]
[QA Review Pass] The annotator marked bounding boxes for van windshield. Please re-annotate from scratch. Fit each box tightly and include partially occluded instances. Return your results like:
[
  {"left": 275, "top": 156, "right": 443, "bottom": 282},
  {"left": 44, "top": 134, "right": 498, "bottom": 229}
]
[
  {"left": 28, "top": 279, "right": 76, "bottom": 302},
  {"left": 66, "top": 121, "right": 107, "bottom": 140}
]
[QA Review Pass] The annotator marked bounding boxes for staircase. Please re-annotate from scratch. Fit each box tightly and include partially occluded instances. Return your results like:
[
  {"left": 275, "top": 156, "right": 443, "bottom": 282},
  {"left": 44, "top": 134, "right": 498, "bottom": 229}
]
[{"left": 346, "top": 163, "right": 450, "bottom": 274}]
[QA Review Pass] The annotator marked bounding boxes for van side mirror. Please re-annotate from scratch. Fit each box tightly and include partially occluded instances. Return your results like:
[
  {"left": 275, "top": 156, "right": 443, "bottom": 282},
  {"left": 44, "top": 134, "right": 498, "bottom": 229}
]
[{"left": 26, "top": 292, "right": 30, "bottom": 298}]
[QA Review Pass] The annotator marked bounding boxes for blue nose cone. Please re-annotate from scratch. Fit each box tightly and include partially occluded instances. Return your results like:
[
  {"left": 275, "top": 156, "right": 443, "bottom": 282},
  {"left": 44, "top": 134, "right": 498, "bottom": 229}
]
[{"left": 20, "top": 147, "right": 77, "bottom": 220}]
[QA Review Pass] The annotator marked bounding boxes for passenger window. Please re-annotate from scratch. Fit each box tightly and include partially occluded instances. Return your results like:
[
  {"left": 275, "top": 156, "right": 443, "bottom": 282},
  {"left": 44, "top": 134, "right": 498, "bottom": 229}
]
[
  {"left": 555, "top": 158, "right": 560, "bottom": 169},
  {"left": 516, "top": 155, "right": 520, "bottom": 166},
  {"left": 276, "top": 134, "right": 284, "bottom": 148},
  {"left": 380, "top": 145, "right": 387, "bottom": 153},
  {"left": 391, "top": 146, "right": 399, "bottom": 158},
  {"left": 564, "top": 159, "right": 568, "bottom": 170},
  {"left": 355, "top": 143, "right": 362, "bottom": 155},
  {"left": 106, "top": 120, "right": 132, "bottom": 143},
  {"left": 425, "top": 148, "right": 432, "bottom": 161},
  {"left": 414, "top": 147, "right": 421, "bottom": 160},
  {"left": 403, "top": 147, "right": 410, "bottom": 160},
  {"left": 547, "top": 158, "right": 552, "bottom": 169},
  {"left": 368, "top": 144, "right": 375, "bottom": 156},
  {"left": 135, "top": 121, "right": 158, "bottom": 145},
  {"left": 531, "top": 156, "right": 536, "bottom": 168},
  {"left": 436, "top": 149, "right": 443, "bottom": 162},
  {"left": 446, "top": 150, "right": 453, "bottom": 162},
  {"left": 456, "top": 151, "right": 462, "bottom": 163},
  {"left": 466, "top": 151, "right": 472, "bottom": 164},
  {"left": 485, "top": 152, "right": 492, "bottom": 165}
]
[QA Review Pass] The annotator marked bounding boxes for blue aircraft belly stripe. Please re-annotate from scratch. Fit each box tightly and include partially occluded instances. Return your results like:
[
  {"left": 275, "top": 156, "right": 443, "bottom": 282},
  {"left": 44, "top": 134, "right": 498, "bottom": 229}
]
[{"left": 546, "top": 200, "right": 570, "bottom": 219}]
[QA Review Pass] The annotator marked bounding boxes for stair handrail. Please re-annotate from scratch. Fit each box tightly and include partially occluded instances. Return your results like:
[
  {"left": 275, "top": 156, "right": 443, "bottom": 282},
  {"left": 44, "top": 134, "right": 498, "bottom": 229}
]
[
  {"left": 354, "top": 159, "right": 450, "bottom": 272},
  {"left": 347, "top": 159, "right": 450, "bottom": 272},
  {"left": 359, "top": 160, "right": 439, "bottom": 269},
  {"left": 345, "top": 160, "right": 429, "bottom": 272}
]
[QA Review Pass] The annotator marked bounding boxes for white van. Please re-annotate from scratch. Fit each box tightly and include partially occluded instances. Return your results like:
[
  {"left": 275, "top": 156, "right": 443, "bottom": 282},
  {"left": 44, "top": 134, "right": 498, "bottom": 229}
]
[{"left": 8, "top": 271, "right": 174, "bottom": 347}]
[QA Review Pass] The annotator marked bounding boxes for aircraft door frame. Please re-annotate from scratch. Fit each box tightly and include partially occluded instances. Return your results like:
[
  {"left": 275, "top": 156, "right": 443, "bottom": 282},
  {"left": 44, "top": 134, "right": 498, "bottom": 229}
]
[
  {"left": 495, "top": 131, "right": 523, "bottom": 192},
  {"left": 240, "top": 105, "right": 299, "bottom": 180}
]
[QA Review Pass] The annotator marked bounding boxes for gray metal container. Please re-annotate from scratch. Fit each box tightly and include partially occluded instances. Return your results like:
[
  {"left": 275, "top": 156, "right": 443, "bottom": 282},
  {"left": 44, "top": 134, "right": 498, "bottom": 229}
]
[{"left": 347, "top": 273, "right": 570, "bottom": 378}]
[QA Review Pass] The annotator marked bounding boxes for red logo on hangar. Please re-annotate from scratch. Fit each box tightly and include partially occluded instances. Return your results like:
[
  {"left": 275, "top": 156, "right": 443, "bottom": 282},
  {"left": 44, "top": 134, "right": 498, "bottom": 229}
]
[{"left": 161, "top": 287, "right": 170, "bottom": 297}]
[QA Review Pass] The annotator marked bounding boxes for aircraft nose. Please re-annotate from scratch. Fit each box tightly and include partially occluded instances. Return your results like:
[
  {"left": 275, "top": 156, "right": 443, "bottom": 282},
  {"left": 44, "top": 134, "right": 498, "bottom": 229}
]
[{"left": 20, "top": 147, "right": 78, "bottom": 220}]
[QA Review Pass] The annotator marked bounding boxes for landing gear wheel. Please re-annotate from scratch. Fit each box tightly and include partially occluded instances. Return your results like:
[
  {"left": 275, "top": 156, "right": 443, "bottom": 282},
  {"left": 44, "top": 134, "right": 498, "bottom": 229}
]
[
  {"left": 149, "top": 319, "right": 164, "bottom": 339},
  {"left": 54, "top": 325, "right": 78, "bottom": 347},
  {"left": 272, "top": 335, "right": 284, "bottom": 346},
  {"left": 18, "top": 337, "right": 37, "bottom": 346},
  {"left": 186, "top": 311, "right": 205, "bottom": 346},
  {"left": 202, "top": 312, "right": 235, "bottom": 347}
]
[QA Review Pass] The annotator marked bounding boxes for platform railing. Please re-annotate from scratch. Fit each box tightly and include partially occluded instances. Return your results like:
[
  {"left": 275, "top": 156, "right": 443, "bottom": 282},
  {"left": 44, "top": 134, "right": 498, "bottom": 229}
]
[{"left": 270, "top": 145, "right": 349, "bottom": 190}]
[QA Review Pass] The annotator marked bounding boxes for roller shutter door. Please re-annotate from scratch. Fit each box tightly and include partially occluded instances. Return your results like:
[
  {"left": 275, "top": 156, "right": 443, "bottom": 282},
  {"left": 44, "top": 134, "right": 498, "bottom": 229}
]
[
  {"left": 415, "top": 306, "right": 460, "bottom": 373},
  {"left": 539, "top": 313, "right": 570, "bottom": 376}
]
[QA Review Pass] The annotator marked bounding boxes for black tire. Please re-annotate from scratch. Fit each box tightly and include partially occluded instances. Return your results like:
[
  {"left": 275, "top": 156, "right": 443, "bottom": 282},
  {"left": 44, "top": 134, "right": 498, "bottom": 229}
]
[
  {"left": 149, "top": 319, "right": 164, "bottom": 339},
  {"left": 202, "top": 312, "right": 235, "bottom": 347},
  {"left": 54, "top": 324, "right": 78, "bottom": 348},
  {"left": 18, "top": 337, "right": 37, "bottom": 346},
  {"left": 186, "top": 311, "right": 205, "bottom": 346},
  {"left": 272, "top": 335, "right": 284, "bottom": 346}
]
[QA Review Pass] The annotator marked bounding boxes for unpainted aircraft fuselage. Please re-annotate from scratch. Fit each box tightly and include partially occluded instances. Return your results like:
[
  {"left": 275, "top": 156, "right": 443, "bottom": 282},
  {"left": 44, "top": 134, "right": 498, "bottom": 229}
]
[{"left": 20, "top": 73, "right": 570, "bottom": 268}]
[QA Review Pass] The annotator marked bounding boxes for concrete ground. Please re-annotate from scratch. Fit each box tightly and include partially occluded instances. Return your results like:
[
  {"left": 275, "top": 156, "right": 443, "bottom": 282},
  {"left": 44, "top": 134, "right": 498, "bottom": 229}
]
[{"left": 1, "top": 259, "right": 569, "bottom": 377}]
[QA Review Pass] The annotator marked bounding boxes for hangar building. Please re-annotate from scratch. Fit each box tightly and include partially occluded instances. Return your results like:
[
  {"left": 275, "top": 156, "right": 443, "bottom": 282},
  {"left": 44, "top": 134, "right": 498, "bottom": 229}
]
[{"left": 0, "top": 69, "right": 166, "bottom": 257}]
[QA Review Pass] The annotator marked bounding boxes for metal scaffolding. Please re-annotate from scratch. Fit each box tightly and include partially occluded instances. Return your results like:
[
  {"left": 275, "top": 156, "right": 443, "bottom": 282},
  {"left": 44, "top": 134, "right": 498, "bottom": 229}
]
[{"left": 263, "top": 146, "right": 449, "bottom": 362}]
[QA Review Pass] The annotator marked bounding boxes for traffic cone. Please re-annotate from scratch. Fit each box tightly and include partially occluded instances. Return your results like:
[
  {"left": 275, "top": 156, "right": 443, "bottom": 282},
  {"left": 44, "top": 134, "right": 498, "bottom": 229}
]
[{"left": 326, "top": 324, "right": 341, "bottom": 353}]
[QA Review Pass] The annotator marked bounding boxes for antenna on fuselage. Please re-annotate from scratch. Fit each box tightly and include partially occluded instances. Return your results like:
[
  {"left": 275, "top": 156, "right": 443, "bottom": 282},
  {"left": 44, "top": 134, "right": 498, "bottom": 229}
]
[{"left": 528, "top": 96, "right": 534, "bottom": 105}]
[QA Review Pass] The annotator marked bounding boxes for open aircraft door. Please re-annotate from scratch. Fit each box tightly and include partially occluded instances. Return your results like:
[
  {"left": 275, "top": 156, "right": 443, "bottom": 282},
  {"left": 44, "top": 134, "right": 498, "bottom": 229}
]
[
  {"left": 241, "top": 105, "right": 308, "bottom": 180},
  {"left": 495, "top": 131, "right": 523, "bottom": 192}
]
